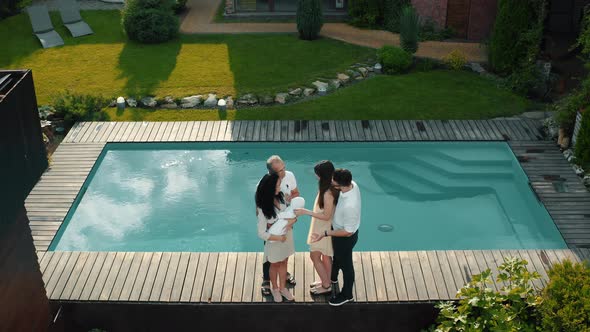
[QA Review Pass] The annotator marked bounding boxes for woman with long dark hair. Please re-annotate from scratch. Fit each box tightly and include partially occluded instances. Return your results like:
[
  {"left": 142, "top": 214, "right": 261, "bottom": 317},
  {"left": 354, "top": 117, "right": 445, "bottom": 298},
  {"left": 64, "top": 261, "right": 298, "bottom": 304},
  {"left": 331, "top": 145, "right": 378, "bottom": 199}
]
[
  {"left": 256, "top": 173, "right": 296, "bottom": 302},
  {"left": 295, "top": 160, "right": 339, "bottom": 295}
]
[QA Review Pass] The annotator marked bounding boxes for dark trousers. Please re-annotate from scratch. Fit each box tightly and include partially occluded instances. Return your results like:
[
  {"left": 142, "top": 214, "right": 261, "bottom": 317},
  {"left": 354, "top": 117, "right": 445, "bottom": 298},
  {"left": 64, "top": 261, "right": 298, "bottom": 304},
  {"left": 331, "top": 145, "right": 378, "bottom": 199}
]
[
  {"left": 330, "top": 230, "right": 358, "bottom": 299},
  {"left": 263, "top": 261, "right": 270, "bottom": 280}
]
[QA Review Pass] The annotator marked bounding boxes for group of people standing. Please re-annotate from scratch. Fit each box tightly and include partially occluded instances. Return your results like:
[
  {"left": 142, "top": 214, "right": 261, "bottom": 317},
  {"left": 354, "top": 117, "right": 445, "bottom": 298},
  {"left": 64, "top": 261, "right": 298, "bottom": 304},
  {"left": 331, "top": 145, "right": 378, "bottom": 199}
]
[{"left": 255, "top": 156, "right": 362, "bottom": 306}]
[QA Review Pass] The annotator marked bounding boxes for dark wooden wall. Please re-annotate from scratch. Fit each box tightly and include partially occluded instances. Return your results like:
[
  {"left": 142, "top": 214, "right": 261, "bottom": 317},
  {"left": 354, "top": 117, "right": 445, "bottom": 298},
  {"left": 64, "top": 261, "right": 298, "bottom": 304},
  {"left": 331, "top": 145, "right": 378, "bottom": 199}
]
[{"left": 0, "top": 69, "right": 50, "bottom": 331}]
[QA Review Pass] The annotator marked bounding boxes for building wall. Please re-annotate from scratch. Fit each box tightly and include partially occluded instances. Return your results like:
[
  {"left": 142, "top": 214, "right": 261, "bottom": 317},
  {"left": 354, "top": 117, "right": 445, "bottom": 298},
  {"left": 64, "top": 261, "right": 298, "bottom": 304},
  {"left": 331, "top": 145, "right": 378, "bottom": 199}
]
[
  {"left": 467, "top": 0, "right": 497, "bottom": 40},
  {"left": 0, "top": 208, "right": 50, "bottom": 332},
  {"left": 412, "top": 0, "right": 448, "bottom": 28}
]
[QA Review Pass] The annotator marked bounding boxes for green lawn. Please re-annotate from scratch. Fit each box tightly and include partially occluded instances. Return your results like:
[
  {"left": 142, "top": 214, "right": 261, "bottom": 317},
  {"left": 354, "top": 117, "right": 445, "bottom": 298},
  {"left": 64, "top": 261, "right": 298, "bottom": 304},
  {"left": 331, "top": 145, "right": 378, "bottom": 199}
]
[
  {"left": 0, "top": 10, "right": 374, "bottom": 103},
  {"left": 104, "top": 71, "right": 532, "bottom": 120}
]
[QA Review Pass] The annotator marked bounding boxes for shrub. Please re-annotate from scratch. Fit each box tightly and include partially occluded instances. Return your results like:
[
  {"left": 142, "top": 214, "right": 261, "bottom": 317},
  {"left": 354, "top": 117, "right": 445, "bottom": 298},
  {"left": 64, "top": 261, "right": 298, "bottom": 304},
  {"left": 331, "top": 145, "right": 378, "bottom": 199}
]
[
  {"left": 414, "top": 58, "right": 439, "bottom": 72},
  {"left": 123, "top": 0, "right": 179, "bottom": 44},
  {"left": 348, "top": 0, "right": 382, "bottom": 28},
  {"left": 538, "top": 260, "right": 590, "bottom": 332},
  {"left": 443, "top": 50, "right": 467, "bottom": 70},
  {"left": 575, "top": 110, "right": 590, "bottom": 168},
  {"left": 0, "top": 0, "right": 30, "bottom": 19},
  {"left": 399, "top": 5, "right": 419, "bottom": 54},
  {"left": 51, "top": 91, "right": 109, "bottom": 126},
  {"left": 377, "top": 46, "right": 412, "bottom": 74},
  {"left": 173, "top": 0, "right": 188, "bottom": 13},
  {"left": 488, "top": 0, "right": 544, "bottom": 75},
  {"left": 383, "top": 0, "right": 409, "bottom": 32},
  {"left": 555, "top": 94, "right": 584, "bottom": 136},
  {"left": 429, "top": 257, "right": 542, "bottom": 332},
  {"left": 419, "top": 18, "right": 454, "bottom": 41},
  {"left": 296, "top": 0, "right": 323, "bottom": 40}
]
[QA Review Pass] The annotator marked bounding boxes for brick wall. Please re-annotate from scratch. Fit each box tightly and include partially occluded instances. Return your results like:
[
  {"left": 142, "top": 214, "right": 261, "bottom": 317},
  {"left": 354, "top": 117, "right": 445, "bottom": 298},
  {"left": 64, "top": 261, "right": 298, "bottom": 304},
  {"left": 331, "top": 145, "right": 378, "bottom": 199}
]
[
  {"left": 467, "top": 0, "right": 497, "bottom": 40},
  {"left": 0, "top": 208, "right": 50, "bottom": 331},
  {"left": 411, "top": 0, "right": 448, "bottom": 28}
]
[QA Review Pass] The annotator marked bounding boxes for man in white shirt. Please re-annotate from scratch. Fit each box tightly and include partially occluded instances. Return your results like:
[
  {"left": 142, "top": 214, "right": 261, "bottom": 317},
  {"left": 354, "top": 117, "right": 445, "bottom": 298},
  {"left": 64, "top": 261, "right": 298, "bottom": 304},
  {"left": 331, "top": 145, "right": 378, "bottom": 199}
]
[
  {"left": 260, "top": 155, "right": 298, "bottom": 295},
  {"left": 310, "top": 168, "right": 360, "bottom": 306},
  {"left": 266, "top": 155, "right": 300, "bottom": 204}
]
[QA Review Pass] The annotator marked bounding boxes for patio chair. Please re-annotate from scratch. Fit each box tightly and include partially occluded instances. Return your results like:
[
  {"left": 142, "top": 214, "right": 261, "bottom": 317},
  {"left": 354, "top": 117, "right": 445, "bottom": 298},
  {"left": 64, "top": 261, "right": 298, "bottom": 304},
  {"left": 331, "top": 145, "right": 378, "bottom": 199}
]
[
  {"left": 59, "top": 0, "right": 93, "bottom": 37},
  {"left": 26, "top": 5, "right": 65, "bottom": 49}
]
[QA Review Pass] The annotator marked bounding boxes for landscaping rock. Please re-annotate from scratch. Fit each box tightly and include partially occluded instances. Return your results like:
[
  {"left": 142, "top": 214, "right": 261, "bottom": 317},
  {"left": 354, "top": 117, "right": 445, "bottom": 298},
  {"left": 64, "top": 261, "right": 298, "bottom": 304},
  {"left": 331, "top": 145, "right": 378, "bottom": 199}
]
[
  {"left": 303, "top": 88, "right": 315, "bottom": 96},
  {"left": 520, "top": 111, "right": 551, "bottom": 120},
  {"left": 367, "top": 66, "right": 374, "bottom": 72},
  {"left": 358, "top": 67, "right": 368, "bottom": 77},
  {"left": 275, "top": 93, "right": 289, "bottom": 104},
  {"left": 181, "top": 95, "right": 202, "bottom": 108},
  {"left": 226, "top": 96, "right": 234, "bottom": 109},
  {"left": 573, "top": 164, "right": 585, "bottom": 176},
  {"left": 563, "top": 149, "right": 574, "bottom": 160},
  {"left": 38, "top": 106, "right": 56, "bottom": 120},
  {"left": 289, "top": 88, "right": 302, "bottom": 96},
  {"left": 109, "top": 100, "right": 117, "bottom": 107},
  {"left": 261, "top": 95, "right": 274, "bottom": 105},
  {"left": 237, "top": 93, "right": 258, "bottom": 105},
  {"left": 337, "top": 73, "right": 350, "bottom": 84},
  {"left": 141, "top": 96, "right": 158, "bottom": 108},
  {"left": 161, "top": 102, "right": 178, "bottom": 109},
  {"left": 126, "top": 98, "right": 137, "bottom": 107},
  {"left": 355, "top": 76, "right": 364, "bottom": 81},
  {"left": 584, "top": 175, "right": 590, "bottom": 188},
  {"left": 346, "top": 69, "right": 361, "bottom": 78},
  {"left": 204, "top": 94, "right": 218, "bottom": 107},
  {"left": 543, "top": 117, "right": 559, "bottom": 139},
  {"left": 330, "top": 79, "right": 341, "bottom": 89},
  {"left": 312, "top": 81, "right": 329, "bottom": 95},
  {"left": 469, "top": 62, "right": 486, "bottom": 74}
]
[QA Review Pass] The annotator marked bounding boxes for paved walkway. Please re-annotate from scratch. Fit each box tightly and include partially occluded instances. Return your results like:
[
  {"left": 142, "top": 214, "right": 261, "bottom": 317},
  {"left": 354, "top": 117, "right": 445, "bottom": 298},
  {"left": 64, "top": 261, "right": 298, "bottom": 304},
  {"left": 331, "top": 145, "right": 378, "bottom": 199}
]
[
  {"left": 33, "top": 0, "right": 123, "bottom": 10},
  {"left": 180, "top": 0, "right": 487, "bottom": 62}
]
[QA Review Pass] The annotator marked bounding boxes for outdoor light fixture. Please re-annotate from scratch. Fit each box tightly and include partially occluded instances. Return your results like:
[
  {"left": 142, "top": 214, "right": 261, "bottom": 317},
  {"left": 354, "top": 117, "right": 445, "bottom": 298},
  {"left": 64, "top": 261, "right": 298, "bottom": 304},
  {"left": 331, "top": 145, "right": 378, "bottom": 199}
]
[
  {"left": 374, "top": 63, "right": 382, "bottom": 74},
  {"left": 218, "top": 98, "right": 226, "bottom": 111},
  {"left": 117, "top": 97, "right": 125, "bottom": 112}
]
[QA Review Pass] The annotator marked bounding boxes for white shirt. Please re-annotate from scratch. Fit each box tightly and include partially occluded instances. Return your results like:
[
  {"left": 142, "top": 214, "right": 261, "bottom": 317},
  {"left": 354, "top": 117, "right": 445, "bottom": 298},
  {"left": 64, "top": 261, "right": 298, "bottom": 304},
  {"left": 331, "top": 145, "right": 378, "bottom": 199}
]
[
  {"left": 333, "top": 181, "right": 361, "bottom": 233},
  {"left": 280, "top": 171, "right": 297, "bottom": 197}
]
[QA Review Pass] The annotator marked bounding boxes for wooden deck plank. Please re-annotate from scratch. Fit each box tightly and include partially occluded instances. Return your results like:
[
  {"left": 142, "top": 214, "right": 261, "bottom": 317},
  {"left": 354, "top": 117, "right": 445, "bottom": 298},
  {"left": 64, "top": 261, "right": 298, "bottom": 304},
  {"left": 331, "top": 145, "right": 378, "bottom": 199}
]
[
  {"left": 304, "top": 252, "right": 315, "bottom": 303},
  {"left": 221, "top": 253, "right": 238, "bottom": 303},
  {"left": 58, "top": 252, "right": 89, "bottom": 300},
  {"left": 473, "top": 250, "right": 498, "bottom": 291},
  {"left": 109, "top": 252, "right": 136, "bottom": 301},
  {"left": 119, "top": 252, "right": 145, "bottom": 301},
  {"left": 370, "top": 252, "right": 388, "bottom": 302},
  {"left": 88, "top": 252, "right": 117, "bottom": 301},
  {"left": 417, "top": 251, "right": 439, "bottom": 300},
  {"left": 69, "top": 252, "right": 100, "bottom": 300},
  {"left": 253, "top": 252, "right": 265, "bottom": 303},
  {"left": 378, "top": 252, "right": 397, "bottom": 301},
  {"left": 180, "top": 252, "right": 201, "bottom": 302},
  {"left": 44, "top": 251, "right": 70, "bottom": 295},
  {"left": 407, "top": 251, "right": 429, "bottom": 300},
  {"left": 170, "top": 252, "right": 191, "bottom": 302},
  {"left": 361, "top": 252, "right": 377, "bottom": 302},
  {"left": 426, "top": 251, "right": 451, "bottom": 299},
  {"left": 241, "top": 252, "right": 257, "bottom": 302},
  {"left": 293, "top": 252, "right": 305, "bottom": 303},
  {"left": 174, "top": 122, "right": 188, "bottom": 141},
  {"left": 389, "top": 252, "right": 408, "bottom": 301},
  {"left": 139, "top": 252, "right": 163, "bottom": 301},
  {"left": 230, "top": 253, "right": 247, "bottom": 302},
  {"left": 398, "top": 251, "right": 418, "bottom": 301},
  {"left": 200, "top": 252, "right": 219, "bottom": 302},
  {"left": 159, "top": 252, "right": 181, "bottom": 302},
  {"left": 79, "top": 252, "right": 107, "bottom": 301},
  {"left": 98, "top": 252, "right": 126, "bottom": 301},
  {"left": 445, "top": 251, "right": 466, "bottom": 291},
  {"left": 128, "top": 252, "right": 153, "bottom": 301},
  {"left": 149, "top": 252, "right": 172, "bottom": 301},
  {"left": 48, "top": 251, "right": 79, "bottom": 299}
]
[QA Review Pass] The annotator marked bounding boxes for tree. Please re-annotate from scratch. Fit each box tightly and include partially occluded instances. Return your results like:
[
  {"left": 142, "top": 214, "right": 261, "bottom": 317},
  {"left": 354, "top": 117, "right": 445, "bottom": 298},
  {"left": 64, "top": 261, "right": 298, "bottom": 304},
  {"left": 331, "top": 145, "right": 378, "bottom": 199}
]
[{"left": 296, "top": 0, "right": 323, "bottom": 40}]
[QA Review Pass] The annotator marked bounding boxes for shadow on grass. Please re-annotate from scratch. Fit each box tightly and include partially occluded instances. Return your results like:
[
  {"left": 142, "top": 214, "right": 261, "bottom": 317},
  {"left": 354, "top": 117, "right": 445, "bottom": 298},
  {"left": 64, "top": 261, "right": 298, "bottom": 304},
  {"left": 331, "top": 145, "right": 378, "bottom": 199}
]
[{"left": 117, "top": 40, "right": 181, "bottom": 97}]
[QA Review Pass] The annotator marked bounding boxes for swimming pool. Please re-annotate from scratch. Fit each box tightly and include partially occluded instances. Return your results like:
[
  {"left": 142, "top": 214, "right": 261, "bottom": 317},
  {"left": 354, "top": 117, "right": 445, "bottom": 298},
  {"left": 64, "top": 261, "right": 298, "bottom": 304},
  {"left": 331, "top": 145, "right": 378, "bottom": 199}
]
[{"left": 49, "top": 142, "right": 567, "bottom": 252}]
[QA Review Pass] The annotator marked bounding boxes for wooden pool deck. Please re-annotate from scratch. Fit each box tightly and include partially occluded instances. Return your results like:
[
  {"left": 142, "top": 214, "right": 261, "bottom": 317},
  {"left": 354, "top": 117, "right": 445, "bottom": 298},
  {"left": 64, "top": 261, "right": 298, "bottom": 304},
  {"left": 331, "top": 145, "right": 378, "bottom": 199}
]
[{"left": 26, "top": 120, "right": 590, "bottom": 304}]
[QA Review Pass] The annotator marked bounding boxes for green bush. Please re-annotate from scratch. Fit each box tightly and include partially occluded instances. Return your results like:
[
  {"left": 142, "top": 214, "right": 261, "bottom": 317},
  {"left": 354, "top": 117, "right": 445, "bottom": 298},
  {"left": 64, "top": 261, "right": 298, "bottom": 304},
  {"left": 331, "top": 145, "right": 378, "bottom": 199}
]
[
  {"left": 414, "top": 58, "right": 439, "bottom": 72},
  {"left": 51, "top": 91, "right": 109, "bottom": 126},
  {"left": 399, "top": 6, "right": 419, "bottom": 54},
  {"left": 173, "top": 0, "right": 188, "bottom": 13},
  {"left": 538, "top": 260, "right": 590, "bottom": 332},
  {"left": 0, "top": 0, "right": 30, "bottom": 19},
  {"left": 348, "top": 0, "right": 382, "bottom": 27},
  {"left": 555, "top": 94, "right": 584, "bottom": 136},
  {"left": 123, "top": 0, "right": 179, "bottom": 44},
  {"left": 575, "top": 110, "right": 590, "bottom": 168},
  {"left": 296, "top": 0, "right": 323, "bottom": 40},
  {"left": 488, "top": 0, "right": 544, "bottom": 75},
  {"left": 383, "top": 0, "right": 409, "bottom": 32},
  {"left": 377, "top": 46, "right": 412, "bottom": 74},
  {"left": 419, "top": 18, "right": 454, "bottom": 41},
  {"left": 429, "top": 257, "right": 542, "bottom": 332},
  {"left": 443, "top": 50, "right": 467, "bottom": 71}
]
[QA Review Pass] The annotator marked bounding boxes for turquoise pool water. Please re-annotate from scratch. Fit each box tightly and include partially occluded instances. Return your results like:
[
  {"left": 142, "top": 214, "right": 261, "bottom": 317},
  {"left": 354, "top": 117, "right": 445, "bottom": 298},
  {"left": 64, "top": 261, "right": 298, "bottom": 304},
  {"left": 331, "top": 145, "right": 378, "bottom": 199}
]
[{"left": 49, "top": 142, "right": 567, "bottom": 252}]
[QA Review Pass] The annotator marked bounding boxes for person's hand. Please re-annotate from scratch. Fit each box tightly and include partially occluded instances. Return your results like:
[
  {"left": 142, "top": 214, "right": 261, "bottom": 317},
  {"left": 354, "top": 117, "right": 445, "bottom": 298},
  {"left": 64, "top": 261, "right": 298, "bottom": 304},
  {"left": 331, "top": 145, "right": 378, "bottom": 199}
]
[
  {"left": 294, "top": 208, "right": 308, "bottom": 216},
  {"left": 310, "top": 233, "right": 324, "bottom": 243},
  {"left": 280, "top": 235, "right": 287, "bottom": 242},
  {"left": 284, "top": 193, "right": 292, "bottom": 203}
]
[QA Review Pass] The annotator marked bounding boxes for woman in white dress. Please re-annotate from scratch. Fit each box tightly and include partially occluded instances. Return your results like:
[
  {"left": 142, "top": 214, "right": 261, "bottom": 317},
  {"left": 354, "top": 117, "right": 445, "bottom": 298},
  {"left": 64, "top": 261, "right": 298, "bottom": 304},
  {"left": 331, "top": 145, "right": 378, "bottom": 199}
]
[
  {"left": 256, "top": 173, "right": 297, "bottom": 302},
  {"left": 295, "top": 160, "right": 339, "bottom": 295}
]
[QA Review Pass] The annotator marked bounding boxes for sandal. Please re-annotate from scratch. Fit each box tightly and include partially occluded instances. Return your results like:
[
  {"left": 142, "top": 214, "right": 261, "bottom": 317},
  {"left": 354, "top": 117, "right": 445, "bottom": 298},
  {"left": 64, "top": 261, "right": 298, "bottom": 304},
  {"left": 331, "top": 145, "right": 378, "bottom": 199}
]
[
  {"left": 309, "top": 280, "right": 322, "bottom": 288},
  {"left": 261, "top": 280, "right": 271, "bottom": 296},
  {"left": 310, "top": 285, "right": 332, "bottom": 295},
  {"left": 271, "top": 288, "right": 283, "bottom": 303},
  {"left": 280, "top": 288, "right": 294, "bottom": 302},
  {"left": 287, "top": 272, "right": 296, "bottom": 286}
]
